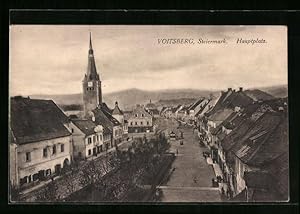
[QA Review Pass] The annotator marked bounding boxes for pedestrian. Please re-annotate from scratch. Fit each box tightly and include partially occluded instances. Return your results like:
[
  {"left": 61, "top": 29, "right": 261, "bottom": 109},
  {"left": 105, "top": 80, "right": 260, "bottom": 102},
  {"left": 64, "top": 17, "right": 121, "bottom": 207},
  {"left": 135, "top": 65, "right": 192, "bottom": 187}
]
[{"left": 193, "top": 177, "right": 197, "bottom": 183}]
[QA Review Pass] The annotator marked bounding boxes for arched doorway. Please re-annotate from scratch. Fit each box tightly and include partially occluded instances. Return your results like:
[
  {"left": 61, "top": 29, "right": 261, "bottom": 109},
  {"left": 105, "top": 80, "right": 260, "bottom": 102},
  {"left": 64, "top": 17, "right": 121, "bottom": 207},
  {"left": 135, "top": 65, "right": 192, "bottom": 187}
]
[{"left": 63, "top": 158, "right": 70, "bottom": 169}]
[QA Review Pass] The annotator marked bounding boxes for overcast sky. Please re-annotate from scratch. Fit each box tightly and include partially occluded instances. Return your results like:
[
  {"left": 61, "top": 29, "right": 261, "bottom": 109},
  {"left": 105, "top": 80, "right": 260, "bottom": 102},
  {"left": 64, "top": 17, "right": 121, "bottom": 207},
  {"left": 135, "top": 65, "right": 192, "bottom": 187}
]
[{"left": 10, "top": 25, "right": 287, "bottom": 96}]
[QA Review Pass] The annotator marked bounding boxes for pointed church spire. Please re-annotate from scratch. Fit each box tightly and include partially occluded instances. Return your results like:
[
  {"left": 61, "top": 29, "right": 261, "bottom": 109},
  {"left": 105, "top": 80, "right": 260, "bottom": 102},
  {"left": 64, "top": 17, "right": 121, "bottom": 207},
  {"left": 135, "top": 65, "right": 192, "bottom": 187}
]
[
  {"left": 87, "top": 32, "right": 99, "bottom": 80},
  {"left": 89, "top": 32, "right": 93, "bottom": 55}
]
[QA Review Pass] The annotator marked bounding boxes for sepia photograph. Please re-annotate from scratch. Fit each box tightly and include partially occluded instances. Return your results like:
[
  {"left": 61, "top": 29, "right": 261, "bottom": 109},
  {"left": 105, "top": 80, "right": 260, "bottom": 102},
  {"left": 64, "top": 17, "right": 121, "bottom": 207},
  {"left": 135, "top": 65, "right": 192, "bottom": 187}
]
[{"left": 9, "top": 25, "right": 288, "bottom": 203}]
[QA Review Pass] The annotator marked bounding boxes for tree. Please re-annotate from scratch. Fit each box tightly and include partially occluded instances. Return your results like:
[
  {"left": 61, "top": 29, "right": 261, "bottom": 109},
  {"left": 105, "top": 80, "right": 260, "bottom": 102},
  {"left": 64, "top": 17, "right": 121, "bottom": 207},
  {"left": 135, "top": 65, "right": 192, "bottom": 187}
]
[{"left": 36, "top": 179, "right": 59, "bottom": 202}]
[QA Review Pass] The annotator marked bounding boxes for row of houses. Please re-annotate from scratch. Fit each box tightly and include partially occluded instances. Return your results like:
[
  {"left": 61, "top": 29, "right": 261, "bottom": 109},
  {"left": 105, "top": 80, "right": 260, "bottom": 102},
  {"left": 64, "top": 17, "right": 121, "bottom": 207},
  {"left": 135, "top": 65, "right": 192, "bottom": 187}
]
[
  {"left": 160, "top": 97, "right": 215, "bottom": 124},
  {"left": 9, "top": 97, "right": 128, "bottom": 190},
  {"left": 197, "top": 87, "right": 288, "bottom": 201}
]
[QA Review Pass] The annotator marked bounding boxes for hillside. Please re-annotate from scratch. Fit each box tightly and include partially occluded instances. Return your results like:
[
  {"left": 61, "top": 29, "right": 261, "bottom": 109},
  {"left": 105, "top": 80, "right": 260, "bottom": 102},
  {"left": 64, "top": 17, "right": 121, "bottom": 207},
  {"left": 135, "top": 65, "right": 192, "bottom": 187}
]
[
  {"left": 28, "top": 86, "right": 286, "bottom": 111},
  {"left": 244, "top": 89, "right": 274, "bottom": 101},
  {"left": 257, "top": 85, "right": 288, "bottom": 98},
  {"left": 103, "top": 88, "right": 217, "bottom": 110},
  {"left": 155, "top": 98, "right": 197, "bottom": 108},
  {"left": 31, "top": 88, "right": 216, "bottom": 110}
]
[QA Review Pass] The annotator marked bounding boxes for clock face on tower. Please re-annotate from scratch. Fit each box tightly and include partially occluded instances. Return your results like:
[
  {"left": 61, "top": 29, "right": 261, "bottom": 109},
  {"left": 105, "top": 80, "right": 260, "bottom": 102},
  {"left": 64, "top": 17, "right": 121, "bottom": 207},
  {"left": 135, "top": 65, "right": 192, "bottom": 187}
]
[{"left": 88, "top": 81, "right": 93, "bottom": 87}]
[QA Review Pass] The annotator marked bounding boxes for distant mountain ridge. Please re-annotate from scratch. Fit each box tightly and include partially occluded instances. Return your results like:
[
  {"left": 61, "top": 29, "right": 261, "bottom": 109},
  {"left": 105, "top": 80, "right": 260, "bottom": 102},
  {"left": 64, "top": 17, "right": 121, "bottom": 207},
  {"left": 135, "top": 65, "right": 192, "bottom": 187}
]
[
  {"left": 30, "top": 88, "right": 218, "bottom": 110},
  {"left": 29, "top": 86, "right": 286, "bottom": 111},
  {"left": 257, "top": 85, "right": 288, "bottom": 98}
]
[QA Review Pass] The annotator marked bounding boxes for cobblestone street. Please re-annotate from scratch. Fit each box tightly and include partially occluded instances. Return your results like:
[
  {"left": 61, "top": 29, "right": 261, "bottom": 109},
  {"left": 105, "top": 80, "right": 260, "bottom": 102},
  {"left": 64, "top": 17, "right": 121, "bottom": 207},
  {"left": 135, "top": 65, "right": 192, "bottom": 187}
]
[{"left": 156, "top": 119, "right": 222, "bottom": 202}]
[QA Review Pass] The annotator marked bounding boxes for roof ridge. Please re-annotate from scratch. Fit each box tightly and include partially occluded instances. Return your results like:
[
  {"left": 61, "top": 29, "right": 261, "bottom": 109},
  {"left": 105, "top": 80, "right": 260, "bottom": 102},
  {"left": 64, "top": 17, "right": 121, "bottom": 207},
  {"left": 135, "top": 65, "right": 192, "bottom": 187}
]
[{"left": 244, "top": 115, "right": 283, "bottom": 164}]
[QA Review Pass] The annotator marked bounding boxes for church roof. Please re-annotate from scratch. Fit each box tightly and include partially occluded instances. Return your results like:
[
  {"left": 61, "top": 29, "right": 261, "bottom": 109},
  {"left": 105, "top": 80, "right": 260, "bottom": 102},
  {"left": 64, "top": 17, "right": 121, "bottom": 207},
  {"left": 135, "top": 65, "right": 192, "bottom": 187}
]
[{"left": 86, "top": 32, "right": 100, "bottom": 81}]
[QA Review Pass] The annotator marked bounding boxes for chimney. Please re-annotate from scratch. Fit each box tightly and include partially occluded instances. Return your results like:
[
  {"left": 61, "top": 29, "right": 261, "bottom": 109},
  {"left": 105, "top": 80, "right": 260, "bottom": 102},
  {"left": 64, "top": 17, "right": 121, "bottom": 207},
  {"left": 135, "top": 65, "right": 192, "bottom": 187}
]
[
  {"left": 239, "top": 87, "right": 243, "bottom": 92},
  {"left": 150, "top": 99, "right": 152, "bottom": 104},
  {"left": 228, "top": 88, "right": 232, "bottom": 91}
]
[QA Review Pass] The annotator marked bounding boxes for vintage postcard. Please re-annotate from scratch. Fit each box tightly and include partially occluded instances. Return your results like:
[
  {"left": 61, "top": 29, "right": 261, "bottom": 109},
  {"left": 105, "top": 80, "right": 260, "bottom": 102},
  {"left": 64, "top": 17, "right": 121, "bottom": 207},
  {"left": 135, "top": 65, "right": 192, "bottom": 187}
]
[{"left": 9, "top": 25, "right": 288, "bottom": 203}]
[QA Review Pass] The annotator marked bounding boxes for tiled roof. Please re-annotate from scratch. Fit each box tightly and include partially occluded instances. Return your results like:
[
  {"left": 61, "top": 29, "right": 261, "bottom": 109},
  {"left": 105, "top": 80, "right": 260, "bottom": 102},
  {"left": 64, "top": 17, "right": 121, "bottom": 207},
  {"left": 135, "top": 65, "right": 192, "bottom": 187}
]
[
  {"left": 130, "top": 105, "right": 152, "bottom": 118},
  {"left": 208, "top": 108, "right": 234, "bottom": 122},
  {"left": 217, "top": 132, "right": 227, "bottom": 141},
  {"left": 145, "top": 102, "right": 156, "bottom": 109},
  {"left": 160, "top": 107, "right": 168, "bottom": 114},
  {"left": 206, "top": 90, "right": 231, "bottom": 116},
  {"left": 174, "top": 105, "right": 183, "bottom": 112},
  {"left": 221, "top": 112, "right": 239, "bottom": 130},
  {"left": 222, "top": 118, "right": 253, "bottom": 152},
  {"left": 195, "top": 100, "right": 210, "bottom": 117},
  {"left": 223, "top": 91, "right": 254, "bottom": 109},
  {"left": 72, "top": 119, "right": 97, "bottom": 136},
  {"left": 102, "top": 102, "right": 112, "bottom": 114},
  {"left": 148, "top": 109, "right": 159, "bottom": 115},
  {"left": 10, "top": 97, "right": 71, "bottom": 145},
  {"left": 244, "top": 171, "right": 270, "bottom": 189},
  {"left": 188, "top": 98, "right": 204, "bottom": 111},
  {"left": 92, "top": 106, "right": 121, "bottom": 132},
  {"left": 263, "top": 152, "right": 289, "bottom": 199},
  {"left": 112, "top": 104, "right": 124, "bottom": 115},
  {"left": 231, "top": 112, "right": 287, "bottom": 166},
  {"left": 207, "top": 90, "right": 254, "bottom": 117}
]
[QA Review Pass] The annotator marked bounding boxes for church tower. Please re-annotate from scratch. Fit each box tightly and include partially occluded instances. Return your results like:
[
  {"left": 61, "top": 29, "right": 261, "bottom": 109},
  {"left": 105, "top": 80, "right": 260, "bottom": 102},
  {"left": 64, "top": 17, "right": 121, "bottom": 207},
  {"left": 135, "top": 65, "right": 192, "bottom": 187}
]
[{"left": 83, "top": 32, "right": 102, "bottom": 117}]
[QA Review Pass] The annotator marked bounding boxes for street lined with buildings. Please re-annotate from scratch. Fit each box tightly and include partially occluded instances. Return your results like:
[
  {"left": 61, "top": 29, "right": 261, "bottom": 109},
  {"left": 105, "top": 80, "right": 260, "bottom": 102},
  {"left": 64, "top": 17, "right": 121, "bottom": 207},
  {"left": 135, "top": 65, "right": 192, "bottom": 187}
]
[
  {"left": 159, "top": 124, "right": 221, "bottom": 202},
  {"left": 9, "top": 32, "right": 288, "bottom": 203}
]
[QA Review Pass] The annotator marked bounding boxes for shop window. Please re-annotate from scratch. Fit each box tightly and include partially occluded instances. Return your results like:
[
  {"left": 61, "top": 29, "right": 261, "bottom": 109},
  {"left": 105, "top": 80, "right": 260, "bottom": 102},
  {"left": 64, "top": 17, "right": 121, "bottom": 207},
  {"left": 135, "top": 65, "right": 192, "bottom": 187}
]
[
  {"left": 33, "top": 173, "right": 39, "bottom": 181},
  {"left": 45, "top": 169, "right": 51, "bottom": 176}
]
